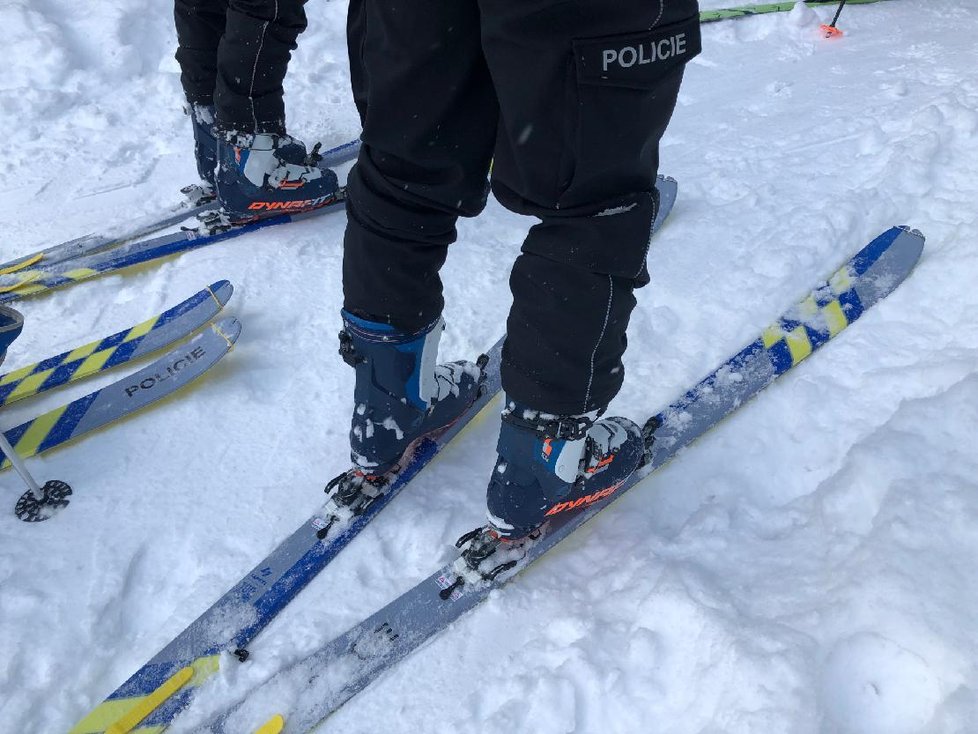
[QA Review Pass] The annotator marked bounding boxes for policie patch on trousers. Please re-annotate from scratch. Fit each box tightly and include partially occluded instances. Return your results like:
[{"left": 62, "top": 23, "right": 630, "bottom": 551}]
[{"left": 574, "top": 14, "right": 702, "bottom": 89}]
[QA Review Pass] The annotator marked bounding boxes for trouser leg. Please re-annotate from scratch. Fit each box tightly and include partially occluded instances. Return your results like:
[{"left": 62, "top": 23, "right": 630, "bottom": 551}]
[
  {"left": 216, "top": 0, "right": 309, "bottom": 134},
  {"left": 482, "top": 0, "right": 701, "bottom": 414},
  {"left": 175, "top": 0, "right": 308, "bottom": 134},
  {"left": 174, "top": 0, "right": 227, "bottom": 107},
  {"left": 342, "top": 0, "right": 497, "bottom": 330}
]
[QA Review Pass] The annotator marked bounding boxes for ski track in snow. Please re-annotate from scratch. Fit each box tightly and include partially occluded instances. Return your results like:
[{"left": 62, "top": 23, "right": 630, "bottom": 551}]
[{"left": 2, "top": 1, "right": 978, "bottom": 733}]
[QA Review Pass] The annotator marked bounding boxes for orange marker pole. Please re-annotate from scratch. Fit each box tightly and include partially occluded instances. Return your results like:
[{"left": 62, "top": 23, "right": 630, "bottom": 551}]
[{"left": 820, "top": 0, "right": 848, "bottom": 38}]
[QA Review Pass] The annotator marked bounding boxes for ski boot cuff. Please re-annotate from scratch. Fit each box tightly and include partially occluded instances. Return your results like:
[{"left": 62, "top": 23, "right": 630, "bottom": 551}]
[
  {"left": 0, "top": 305, "right": 25, "bottom": 365},
  {"left": 340, "top": 311, "right": 443, "bottom": 348}
]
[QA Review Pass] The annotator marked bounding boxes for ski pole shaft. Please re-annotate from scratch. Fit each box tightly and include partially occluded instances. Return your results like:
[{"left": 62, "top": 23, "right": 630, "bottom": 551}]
[
  {"left": 0, "top": 430, "right": 44, "bottom": 500},
  {"left": 830, "top": 0, "right": 849, "bottom": 28}
]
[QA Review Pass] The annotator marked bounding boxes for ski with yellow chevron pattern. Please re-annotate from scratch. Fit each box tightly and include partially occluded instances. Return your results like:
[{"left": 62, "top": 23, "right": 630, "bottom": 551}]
[
  {"left": 0, "top": 317, "right": 241, "bottom": 473},
  {"left": 191, "top": 226, "right": 924, "bottom": 734},
  {"left": 0, "top": 281, "right": 232, "bottom": 409}
]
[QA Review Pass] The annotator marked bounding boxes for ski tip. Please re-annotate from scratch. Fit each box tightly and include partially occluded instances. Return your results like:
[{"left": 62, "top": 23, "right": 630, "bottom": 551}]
[
  {"left": 207, "top": 280, "right": 235, "bottom": 308},
  {"left": 254, "top": 714, "right": 286, "bottom": 734},
  {"left": 888, "top": 224, "right": 926, "bottom": 264},
  {"left": 212, "top": 316, "right": 243, "bottom": 346}
]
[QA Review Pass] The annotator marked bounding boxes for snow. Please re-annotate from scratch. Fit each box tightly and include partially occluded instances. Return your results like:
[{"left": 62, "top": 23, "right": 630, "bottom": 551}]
[{"left": 2, "top": 1, "right": 978, "bottom": 732}]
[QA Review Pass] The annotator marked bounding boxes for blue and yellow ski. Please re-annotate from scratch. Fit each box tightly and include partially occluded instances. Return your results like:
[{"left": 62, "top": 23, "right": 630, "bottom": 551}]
[
  {"left": 0, "top": 281, "right": 232, "bottom": 408},
  {"left": 1, "top": 317, "right": 241, "bottom": 472},
  {"left": 202, "top": 226, "right": 924, "bottom": 733}
]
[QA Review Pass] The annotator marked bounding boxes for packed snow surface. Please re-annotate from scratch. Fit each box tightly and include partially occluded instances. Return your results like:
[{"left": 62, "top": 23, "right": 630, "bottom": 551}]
[{"left": 1, "top": 1, "right": 977, "bottom": 732}]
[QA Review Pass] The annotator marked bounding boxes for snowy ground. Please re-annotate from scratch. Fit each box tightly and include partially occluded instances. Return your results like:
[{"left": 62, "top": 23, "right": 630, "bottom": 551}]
[{"left": 2, "top": 1, "right": 977, "bottom": 732}]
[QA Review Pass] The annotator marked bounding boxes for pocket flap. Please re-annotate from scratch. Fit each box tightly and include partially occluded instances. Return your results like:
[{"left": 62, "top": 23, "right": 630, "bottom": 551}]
[{"left": 573, "top": 14, "right": 702, "bottom": 89}]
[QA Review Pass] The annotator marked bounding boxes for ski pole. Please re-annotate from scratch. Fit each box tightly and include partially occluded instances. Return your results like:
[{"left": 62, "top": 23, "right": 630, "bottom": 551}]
[
  {"left": 0, "top": 430, "right": 72, "bottom": 521},
  {"left": 821, "top": 0, "right": 848, "bottom": 37}
]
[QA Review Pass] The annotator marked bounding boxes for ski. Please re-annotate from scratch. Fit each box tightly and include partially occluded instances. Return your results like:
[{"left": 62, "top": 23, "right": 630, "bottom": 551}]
[
  {"left": 67, "top": 339, "right": 504, "bottom": 734},
  {"left": 202, "top": 225, "right": 924, "bottom": 734},
  {"left": 0, "top": 281, "right": 233, "bottom": 408},
  {"left": 700, "top": 0, "right": 896, "bottom": 24},
  {"left": 1, "top": 317, "right": 241, "bottom": 472},
  {"left": 68, "top": 175, "right": 679, "bottom": 734},
  {"left": 0, "top": 138, "right": 361, "bottom": 287},
  {"left": 0, "top": 196, "right": 345, "bottom": 304}
]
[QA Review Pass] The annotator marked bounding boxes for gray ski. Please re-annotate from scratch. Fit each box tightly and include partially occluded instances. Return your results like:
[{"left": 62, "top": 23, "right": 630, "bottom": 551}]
[{"left": 194, "top": 225, "right": 924, "bottom": 733}]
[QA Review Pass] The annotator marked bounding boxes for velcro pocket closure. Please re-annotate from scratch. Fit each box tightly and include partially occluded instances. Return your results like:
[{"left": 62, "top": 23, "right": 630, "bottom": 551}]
[{"left": 573, "top": 14, "right": 702, "bottom": 90}]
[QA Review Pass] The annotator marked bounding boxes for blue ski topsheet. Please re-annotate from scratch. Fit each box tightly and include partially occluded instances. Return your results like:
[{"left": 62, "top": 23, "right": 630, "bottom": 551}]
[{"left": 195, "top": 226, "right": 924, "bottom": 734}]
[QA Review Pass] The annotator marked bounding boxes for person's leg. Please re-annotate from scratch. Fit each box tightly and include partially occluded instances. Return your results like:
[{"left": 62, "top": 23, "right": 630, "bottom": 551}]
[
  {"left": 215, "top": 0, "right": 308, "bottom": 134},
  {"left": 326, "top": 0, "right": 497, "bottom": 517},
  {"left": 174, "top": 0, "right": 227, "bottom": 188},
  {"left": 486, "top": 0, "right": 701, "bottom": 415},
  {"left": 342, "top": 0, "right": 498, "bottom": 331},
  {"left": 208, "top": 0, "right": 341, "bottom": 222},
  {"left": 458, "top": 0, "right": 702, "bottom": 559},
  {"left": 174, "top": 0, "right": 227, "bottom": 110}
]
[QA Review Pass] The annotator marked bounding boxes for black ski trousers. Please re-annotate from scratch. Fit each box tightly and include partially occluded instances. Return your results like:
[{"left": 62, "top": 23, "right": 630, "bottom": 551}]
[
  {"left": 174, "top": 0, "right": 308, "bottom": 134},
  {"left": 343, "top": 0, "right": 701, "bottom": 415}
]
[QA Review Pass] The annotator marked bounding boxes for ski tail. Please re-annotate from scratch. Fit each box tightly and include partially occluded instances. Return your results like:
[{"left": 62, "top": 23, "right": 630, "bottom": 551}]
[
  {"left": 0, "top": 281, "right": 233, "bottom": 408},
  {"left": 207, "top": 225, "right": 923, "bottom": 734},
  {"left": 0, "top": 317, "right": 241, "bottom": 471}
]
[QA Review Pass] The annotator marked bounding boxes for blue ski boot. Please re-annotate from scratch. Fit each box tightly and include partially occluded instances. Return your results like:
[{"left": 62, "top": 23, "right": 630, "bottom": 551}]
[
  {"left": 451, "top": 401, "right": 644, "bottom": 584},
  {"left": 318, "top": 313, "right": 488, "bottom": 539},
  {"left": 188, "top": 104, "right": 218, "bottom": 189},
  {"left": 215, "top": 131, "right": 339, "bottom": 224},
  {"left": 0, "top": 305, "right": 24, "bottom": 366}
]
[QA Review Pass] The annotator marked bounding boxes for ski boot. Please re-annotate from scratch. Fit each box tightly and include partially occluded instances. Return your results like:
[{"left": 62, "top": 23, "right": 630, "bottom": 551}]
[
  {"left": 181, "top": 103, "right": 219, "bottom": 206},
  {"left": 0, "top": 305, "right": 24, "bottom": 365},
  {"left": 317, "top": 313, "right": 488, "bottom": 539},
  {"left": 214, "top": 131, "right": 340, "bottom": 225},
  {"left": 449, "top": 401, "right": 644, "bottom": 587}
]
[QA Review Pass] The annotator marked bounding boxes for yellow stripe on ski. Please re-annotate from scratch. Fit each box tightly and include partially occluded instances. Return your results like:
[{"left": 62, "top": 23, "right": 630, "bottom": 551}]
[
  {"left": 104, "top": 667, "right": 194, "bottom": 734},
  {"left": 255, "top": 714, "right": 286, "bottom": 734},
  {"left": 1, "top": 267, "right": 101, "bottom": 298},
  {"left": 74, "top": 349, "right": 116, "bottom": 380},
  {"left": 822, "top": 299, "right": 849, "bottom": 336},
  {"left": 123, "top": 315, "right": 162, "bottom": 343},
  {"left": 829, "top": 265, "right": 854, "bottom": 295},
  {"left": 1, "top": 404, "right": 68, "bottom": 469},
  {"left": 0, "top": 363, "right": 35, "bottom": 386},
  {"left": 784, "top": 325, "right": 813, "bottom": 364},
  {"left": 0, "top": 270, "right": 42, "bottom": 293},
  {"left": 4, "top": 372, "right": 50, "bottom": 404},
  {"left": 69, "top": 656, "right": 221, "bottom": 734},
  {"left": 0, "top": 253, "right": 43, "bottom": 274}
]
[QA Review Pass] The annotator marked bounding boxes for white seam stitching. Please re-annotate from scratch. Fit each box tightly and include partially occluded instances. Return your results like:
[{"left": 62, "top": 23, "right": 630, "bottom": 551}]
[
  {"left": 583, "top": 275, "right": 614, "bottom": 412},
  {"left": 249, "top": 1, "right": 278, "bottom": 133},
  {"left": 652, "top": 0, "right": 665, "bottom": 29}
]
